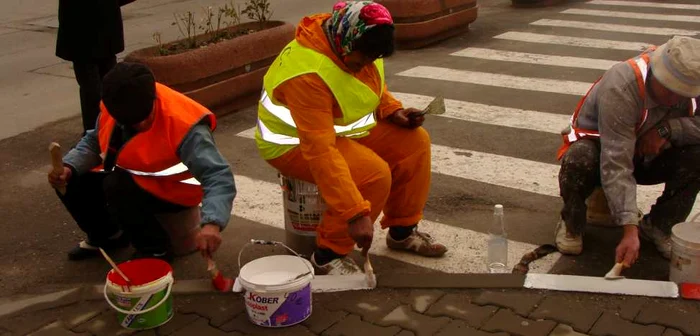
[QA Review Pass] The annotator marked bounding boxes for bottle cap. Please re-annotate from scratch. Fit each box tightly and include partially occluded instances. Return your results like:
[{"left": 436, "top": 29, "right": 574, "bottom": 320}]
[{"left": 494, "top": 204, "right": 503, "bottom": 215}]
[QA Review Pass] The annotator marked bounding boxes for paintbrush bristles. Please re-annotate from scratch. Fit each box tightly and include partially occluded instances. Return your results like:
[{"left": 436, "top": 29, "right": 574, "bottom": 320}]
[
  {"left": 364, "top": 256, "right": 376, "bottom": 288},
  {"left": 604, "top": 262, "right": 625, "bottom": 280}
]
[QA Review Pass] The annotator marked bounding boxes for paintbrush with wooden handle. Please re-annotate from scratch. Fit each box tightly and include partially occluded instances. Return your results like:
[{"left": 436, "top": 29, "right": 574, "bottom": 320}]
[
  {"left": 99, "top": 248, "right": 132, "bottom": 291},
  {"left": 363, "top": 250, "right": 376, "bottom": 288}
]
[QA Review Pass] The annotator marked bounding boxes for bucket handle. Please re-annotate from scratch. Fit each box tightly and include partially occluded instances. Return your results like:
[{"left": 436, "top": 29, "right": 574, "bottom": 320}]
[
  {"left": 103, "top": 279, "right": 173, "bottom": 315},
  {"left": 691, "top": 212, "right": 700, "bottom": 223},
  {"left": 237, "top": 239, "right": 315, "bottom": 284}
]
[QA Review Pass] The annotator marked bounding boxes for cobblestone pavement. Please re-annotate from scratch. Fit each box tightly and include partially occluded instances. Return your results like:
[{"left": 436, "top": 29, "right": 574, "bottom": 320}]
[{"left": 2, "top": 287, "right": 699, "bottom": 336}]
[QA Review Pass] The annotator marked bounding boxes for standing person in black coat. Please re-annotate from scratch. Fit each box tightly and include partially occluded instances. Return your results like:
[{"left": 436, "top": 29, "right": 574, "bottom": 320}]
[{"left": 56, "top": 0, "right": 134, "bottom": 134}]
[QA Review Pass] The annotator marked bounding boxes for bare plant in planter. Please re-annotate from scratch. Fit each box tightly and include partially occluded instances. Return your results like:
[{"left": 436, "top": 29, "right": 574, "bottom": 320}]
[
  {"left": 125, "top": 0, "right": 295, "bottom": 116},
  {"left": 376, "top": 0, "right": 479, "bottom": 49}
]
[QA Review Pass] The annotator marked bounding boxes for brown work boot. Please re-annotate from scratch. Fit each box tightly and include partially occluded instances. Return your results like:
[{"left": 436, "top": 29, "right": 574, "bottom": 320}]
[{"left": 386, "top": 229, "right": 448, "bottom": 257}]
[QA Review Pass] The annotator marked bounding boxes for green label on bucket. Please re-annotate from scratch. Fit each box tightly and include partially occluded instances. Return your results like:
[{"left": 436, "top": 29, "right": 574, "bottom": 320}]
[
  {"left": 109, "top": 290, "right": 173, "bottom": 330},
  {"left": 245, "top": 283, "right": 312, "bottom": 327}
]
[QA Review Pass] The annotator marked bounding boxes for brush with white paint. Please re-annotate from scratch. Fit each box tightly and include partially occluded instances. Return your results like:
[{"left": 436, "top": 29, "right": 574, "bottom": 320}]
[
  {"left": 363, "top": 250, "right": 376, "bottom": 288},
  {"left": 604, "top": 262, "right": 625, "bottom": 280}
]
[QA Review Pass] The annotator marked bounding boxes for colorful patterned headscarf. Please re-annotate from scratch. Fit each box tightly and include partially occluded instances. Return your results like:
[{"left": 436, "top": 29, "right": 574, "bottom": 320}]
[{"left": 326, "top": 1, "right": 394, "bottom": 56}]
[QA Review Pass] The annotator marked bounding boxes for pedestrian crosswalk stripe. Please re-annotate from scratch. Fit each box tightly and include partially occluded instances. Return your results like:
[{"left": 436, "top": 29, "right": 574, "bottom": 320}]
[
  {"left": 451, "top": 47, "right": 619, "bottom": 70},
  {"left": 494, "top": 32, "right": 652, "bottom": 51},
  {"left": 396, "top": 66, "right": 592, "bottom": 96},
  {"left": 562, "top": 8, "right": 700, "bottom": 23},
  {"left": 530, "top": 19, "right": 700, "bottom": 37},
  {"left": 586, "top": 0, "right": 700, "bottom": 11},
  {"left": 232, "top": 174, "right": 561, "bottom": 274},
  {"left": 236, "top": 127, "right": 700, "bottom": 220},
  {"left": 391, "top": 92, "right": 571, "bottom": 134}
]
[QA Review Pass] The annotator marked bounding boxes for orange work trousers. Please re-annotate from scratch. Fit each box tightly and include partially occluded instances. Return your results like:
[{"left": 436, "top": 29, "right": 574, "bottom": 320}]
[{"left": 268, "top": 120, "right": 432, "bottom": 255}]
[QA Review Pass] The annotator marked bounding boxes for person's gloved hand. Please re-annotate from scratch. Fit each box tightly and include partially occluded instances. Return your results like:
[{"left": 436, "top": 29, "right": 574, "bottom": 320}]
[
  {"left": 197, "top": 224, "right": 222, "bottom": 256},
  {"left": 389, "top": 108, "right": 425, "bottom": 129},
  {"left": 348, "top": 215, "right": 373, "bottom": 255},
  {"left": 48, "top": 166, "right": 72, "bottom": 190}
]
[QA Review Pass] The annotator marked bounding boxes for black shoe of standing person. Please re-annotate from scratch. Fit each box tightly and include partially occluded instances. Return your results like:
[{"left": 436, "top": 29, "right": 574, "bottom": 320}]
[{"left": 67, "top": 233, "right": 130, "bottom": 261}]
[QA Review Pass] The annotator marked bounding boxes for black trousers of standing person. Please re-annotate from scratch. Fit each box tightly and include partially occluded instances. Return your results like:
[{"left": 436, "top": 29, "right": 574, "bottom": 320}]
[
  {"left": 72, "top": 56, "right": 117, "bottom": 133},
  {"left": 57, "top": 168, "right": 186, "bottom": 255},
  {"left": 558, "top": 138, "right": 700, "bottom": 236}
]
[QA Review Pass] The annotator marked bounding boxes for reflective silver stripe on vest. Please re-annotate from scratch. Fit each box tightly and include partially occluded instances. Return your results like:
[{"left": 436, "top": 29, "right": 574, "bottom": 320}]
[
  {"left": 633, "top": 57, "right": 651, "bottom": 129},
  {"left": 258, "top": 119, "right": 300, "bottom": 145},
  {"left": 180, "top": 177, "right": 201, "bottom": 185},
  {"left": 118, "top": 162, "right": 199, "bottom": 186},
  {"left": 261, "top": 90, "right": 297, "bottom": 127},
  {"left": 118, "top": 162, "right": 189, "bottom": 177},
  {"left": 634, "top": 57, "right": 649, "bottom": 82},
  {"left": 260, "top": 90, "right": 376, "bottom": 135}
]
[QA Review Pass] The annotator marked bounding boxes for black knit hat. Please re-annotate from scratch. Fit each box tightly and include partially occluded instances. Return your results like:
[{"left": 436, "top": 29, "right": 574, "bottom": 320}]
[{"left": 101, "top": 62, "right": 157, "bottom": 126}]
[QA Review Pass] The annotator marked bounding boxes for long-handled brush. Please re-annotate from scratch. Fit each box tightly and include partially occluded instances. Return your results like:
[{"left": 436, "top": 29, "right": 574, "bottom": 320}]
[{"left": 99, "top": 248, "right": 132, "bottom": 292}]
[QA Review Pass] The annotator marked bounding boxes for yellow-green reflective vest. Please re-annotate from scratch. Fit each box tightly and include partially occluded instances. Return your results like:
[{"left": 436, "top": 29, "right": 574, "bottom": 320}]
[{"left": 255, "top": 40, "right": 385, "bottom": 160}]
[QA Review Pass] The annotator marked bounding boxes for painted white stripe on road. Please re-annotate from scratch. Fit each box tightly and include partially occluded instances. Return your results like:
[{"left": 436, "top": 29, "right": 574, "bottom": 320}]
[
  {"left": 396, "top": 66, "right": 591, "bottom": 96},
  {"left": 451, "top": 47, "right": 619, "bottom": 70},
  {"left": 392, "top": 92, "right": 571, "bottom": 134},
  {"left": 237, "top": 127, "right": 700, "bottom": 223},
  {"left": 524, "top": 273, "right": 679, "bottom": 298},
  {"left": 562, "top": 8, "right": 700, "bottom": 23},
  {"left": 531, "top": 19, "right": 700, "bottom": 37},
  {"left": 494, "top": 32, "right": 652, "bottom": 51},
  {"left": 587, "top": 0, "right": 700, "bottom": 11},
  {"left": 232, "top": 174, "right": 560, "bottom": 274}
]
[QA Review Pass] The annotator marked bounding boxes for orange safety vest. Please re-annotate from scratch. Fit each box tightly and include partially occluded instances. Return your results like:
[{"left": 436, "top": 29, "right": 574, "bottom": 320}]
[
  {"left": 557, "top": 46, "right": 698, "bottom": 161},
  {"left": 95, "top": 83, "right": 216, "bottom": 206}
]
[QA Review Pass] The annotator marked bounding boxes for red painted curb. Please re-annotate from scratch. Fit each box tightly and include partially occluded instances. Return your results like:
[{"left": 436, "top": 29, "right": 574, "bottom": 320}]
[{"left": 124, "top": 21, "right": 295, "bottom": 116}]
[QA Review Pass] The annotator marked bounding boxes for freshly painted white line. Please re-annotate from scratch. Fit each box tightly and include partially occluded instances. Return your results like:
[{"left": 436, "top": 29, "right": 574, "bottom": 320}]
[
  {"left": 494, "top": 31, "right": 652, "bottom": 51},
  {"left": 391, "top": 92, "right": 571, "bottom": 134},
  {"left": 587, "top": 0, "right": 700, "bottom": 11},
  {"left": 237, "top": 127, "right": 700, "bottom": 221},
  {"left": 530, "top": 19, "right": 700, "bottom": 37},
  {"left": 524, "top": 274, "right": 679, "bottom": 298},
  {"left": 562, "top": 8, "right": 700, "bottom": 23},
  {"left": 450, "top": 47, "right": 619, "bottom": 70},
  {"left": 232, "top": 174, "right": 560, "bottom": 274},
  {"left": 396, "top": 66, "right": 591, "bottom": 96}
]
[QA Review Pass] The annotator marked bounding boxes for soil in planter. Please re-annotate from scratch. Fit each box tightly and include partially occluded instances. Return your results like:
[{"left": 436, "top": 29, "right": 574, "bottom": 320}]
[
  {"left": 154, "top": 21, "right": 283, "bottom": 57},
  {"left": 158, "top": 27, "right": 256, "bottom": 56}
]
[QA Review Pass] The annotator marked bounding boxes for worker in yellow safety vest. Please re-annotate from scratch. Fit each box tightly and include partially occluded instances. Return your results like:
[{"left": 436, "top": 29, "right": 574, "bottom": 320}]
[{"left": 254, "top": 1, "right": 448, "bottom": 275}]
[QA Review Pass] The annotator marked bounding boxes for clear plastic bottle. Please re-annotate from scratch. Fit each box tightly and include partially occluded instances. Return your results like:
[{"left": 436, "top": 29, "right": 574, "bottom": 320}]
[{"left": 487, "top": 204, "right": 509, "bottom": 273}]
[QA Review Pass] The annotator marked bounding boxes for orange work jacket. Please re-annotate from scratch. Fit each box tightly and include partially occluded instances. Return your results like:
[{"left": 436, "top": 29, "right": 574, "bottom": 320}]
[{"left": 95, "top": 83, "right": 216, "bottom": 206}]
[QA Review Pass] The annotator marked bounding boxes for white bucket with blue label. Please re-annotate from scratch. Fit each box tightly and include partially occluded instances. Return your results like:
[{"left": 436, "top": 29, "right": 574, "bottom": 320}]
[{"left": 236, "top": 240, "right": 315, "bottom": 328}]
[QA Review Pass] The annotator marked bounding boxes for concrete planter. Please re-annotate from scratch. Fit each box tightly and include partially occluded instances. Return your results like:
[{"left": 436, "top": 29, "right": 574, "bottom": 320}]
[
  {"left": 124, "top": 21, "right": 295, "bottom": 116},
  {"left": 511, "top": 0, "right": 565, "bottom": 7},
  {"left": 377, "top": 0, "right": 479, "bottom": 49}
]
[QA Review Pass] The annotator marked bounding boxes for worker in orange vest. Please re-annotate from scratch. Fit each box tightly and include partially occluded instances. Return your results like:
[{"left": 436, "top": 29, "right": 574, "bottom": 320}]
[
  {"left": 47, "top": 62, "right": 236, "bottom": 262},
  {"left": 556, "top": 36, "right": 700, "bottom": 267}
]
